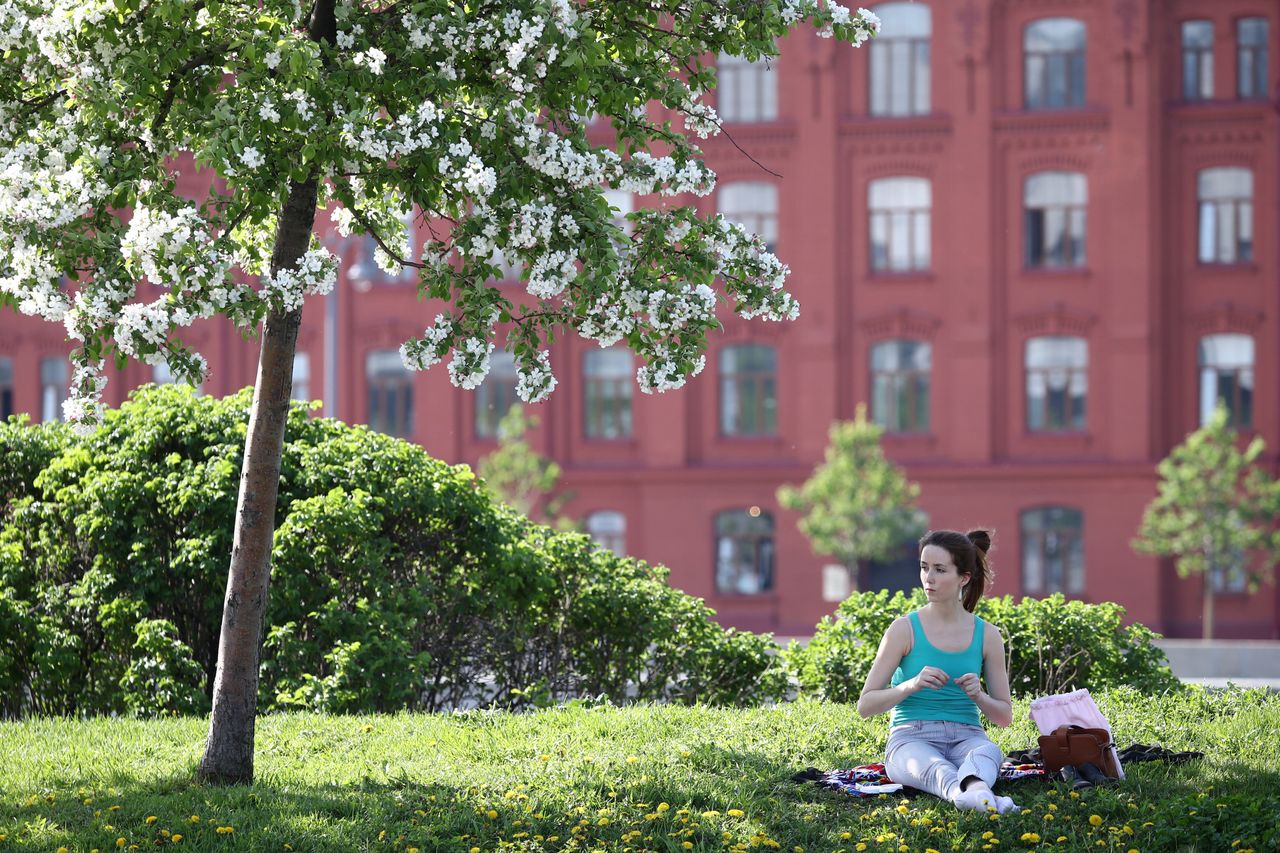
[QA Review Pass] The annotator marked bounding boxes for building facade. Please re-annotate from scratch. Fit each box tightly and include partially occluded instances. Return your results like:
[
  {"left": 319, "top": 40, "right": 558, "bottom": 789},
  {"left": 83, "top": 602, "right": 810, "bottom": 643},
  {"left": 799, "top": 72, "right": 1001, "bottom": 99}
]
[{"left": 2, "top": 0, "right": 1278, "bottom": 637}]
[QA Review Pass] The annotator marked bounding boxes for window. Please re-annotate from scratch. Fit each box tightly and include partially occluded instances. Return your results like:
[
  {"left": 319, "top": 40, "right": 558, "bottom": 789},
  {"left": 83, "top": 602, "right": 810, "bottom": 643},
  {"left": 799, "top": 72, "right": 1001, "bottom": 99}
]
[
  {"left": 366, "top": 349, "right": 414, "bottom": 437},
  {"left": 1237, "top": 17, "right": 1269, "bottom": 99},
  {"left": 1024, "top": 18, "right": 1086, "bottom": 109},
  {"left": 869, "top": 2, "right": 931, "bottom": 116},
  {"left": 1182, "top": 20, "right": 1214, "bottom": 100},
  {"left": 0, "top": 357, "right": 13, "bottom": 420},
  {"left": 720, "top": 345, "right": 777, "bottom": 437},
  {"left": 603, "top": 189, "right": 634, "bottom": 236},
  {"left": 1024, "top": 171, "right": 1086, "bottom": 269},
  {"left": 718, "top": 182, "right": 778, "bottom": 253},
  {"left": 291, "top": 352, "right": 311, "bottom": 402},
  {"left": 1021, "top": 507, "right": 1085, "bottom": 595},
  {"left": 715, "top": 509, "right": 774, "bottom": 595},
  {"left": 152, "top": 362, "right": 174, "bottom": 384},
  {"left": 40, "top": 358, "right": 67, "bottom": 423},
  {"left": 475, "top": 350, "right": 518, "bottom": 439},
  {"left": 586, "top": 510, "right": 626, "bottom": 557},
  {"left": 1197, "top": 168, "right": 1254, "bottom": 264},
  {"left": 583, "top": 348, "right": 633, "bottom": 439},
  {"left": 350, "top": 213, "right": 416, "bottom": 285},
  {"left": 1026, "top": 336, "right": 1087, "bottom": 432},
  {"left": 1199, "top": 334, "right": 1254, "bottom": 428},
  {"left": 870, "top": 340, "right": 931, "bottom": 432},
  {"left": 717, "top": 52, "right": 777, "bottom": 122},
  {"left": 868, "top": 177, "right": 931, "bottom": 272},
  {"left": 1210, "top": 547, "right": 1248, "bottom": 593}
]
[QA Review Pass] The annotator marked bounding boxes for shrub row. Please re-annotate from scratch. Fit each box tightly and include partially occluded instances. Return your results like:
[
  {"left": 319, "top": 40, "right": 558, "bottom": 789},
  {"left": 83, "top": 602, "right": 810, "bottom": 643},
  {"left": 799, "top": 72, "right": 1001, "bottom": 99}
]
[{"left": 0, "top": 386, "right": 1179, "bottom": 719}]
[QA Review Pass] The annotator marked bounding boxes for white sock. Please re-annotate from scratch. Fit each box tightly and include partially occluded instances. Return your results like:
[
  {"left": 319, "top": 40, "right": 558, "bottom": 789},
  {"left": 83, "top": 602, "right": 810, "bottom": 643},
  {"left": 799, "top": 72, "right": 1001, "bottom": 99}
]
[
  {"left": 995, "top": 795, "right": 1020, "bottom": 814},
  {"left": 954, "top": 786, "right": 997, "bottom": 812}
]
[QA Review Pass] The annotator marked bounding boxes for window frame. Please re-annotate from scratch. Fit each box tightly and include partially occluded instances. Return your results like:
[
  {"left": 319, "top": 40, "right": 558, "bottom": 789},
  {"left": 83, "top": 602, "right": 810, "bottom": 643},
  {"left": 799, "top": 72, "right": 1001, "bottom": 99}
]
[
  {"left": 39, "top": 357, "right": 68, "bottom": 423},
  {"left": 1198, "top": 333, "right": 1255, "bottom": 429},
  {"left": 1196, "top": 167, "right": 1254, "bottom": 265},
  {"left": 582, "top": 347, "right": 634, "bottom": 440},
  {"left": 719, "top": 344, "right": 778, "bottom": 438},
  {"left": 366, "top": 349, "right": 415, "bottom": 438},
  {"left": 586, "top": 510, "right": 627, "bottom": 557},
  {"left": 869, "top": 339, "right": 932, "bottom": 433},
  {"left": 867, "top": 2, "right": 932, "bottom": 117},
  {"left": 1023, "top": 18, "right": 1087, "bottom": 110},
  {"left": 1020, "top": 506, "right": 1086, "bottom": 595},
  {"left": 714, "top": 509, "right": 775, "bottom": 596},
  {"left": 1025, "top": 336, "right": 1088, "bottom": 433},
  {"left": 1236, "top": 16, "right": 1270, "bottom": 100},
  {"left": 1023, "top": 171, "right": 1087, "bottom": 270},
  {"left": 716, "top": 52, "right": 778, "bottom": 123},
  {"left": 474, "top": 350, "right": 519, "bottom": 440},
  {"left": 868, "top": 176, "right": 932, "bottom": 273},
  {"left": 1181, "top": 19, "right": 1215, "bottom": 100},
  {"left": 718, "top": 182, "right": 779, "bottom": 254}
]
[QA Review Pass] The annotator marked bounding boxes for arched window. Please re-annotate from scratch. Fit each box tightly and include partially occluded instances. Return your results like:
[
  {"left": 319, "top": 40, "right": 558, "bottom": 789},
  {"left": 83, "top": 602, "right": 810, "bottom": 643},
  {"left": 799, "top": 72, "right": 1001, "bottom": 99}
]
[
  {"left": 475, "top": 350, "right": 518, "bottom": 439},
  {"left": 717, "top": 52, "right": 777, "bottom": 122},
  {"left": 1020, "top": 507, "right": 1084, "bottom": 595},
  {"left": 870, "top": 340, "right": 931, "bottom": 432},
  {"left": 583, "top": 347, "right": 633, "bottom": 439},
  {"left": 586, "top": 510, "right": 627, "bottom": 557},
  {"left": 1024, "top": 18, "right": 1086, "bottom": 109},
  {"left": 715, "top": 509, "right": 775, "bottom": 595},
  {"left": 1237, "top": 17, "right": 1269, "bottom": 99},
  {"left": 868, "top": 177, "right": 931, "bottom": 272},
  {"left": 719, "top": 182, "right": 778, "bottom": 253},
  {"left": 0, "top": 357, "right": 12, "bottom": 420},
  {"left": 1024, "top": 172, "right": 1087, "bottom": 268},
  {"left": 720, "top": 344, "right": 777, "bottom": 436},
  {"left": 366, "top": 349, "right": 414, "bottom": 437},
  {"left": 1197, "top": 168, "right": 1254, "bottom": 264},
  {"left": 1181, "top": 20, "right": 1214, "bottom": 100},
  {"left": 1026, "top": 336, "right": 1087, "bottom": 432},
  {"left": 1199, "top": 334, "right": 1254, "bottom": 428},
  {"left": 869, "top": 2, "right": 931, "bottom": 116}
]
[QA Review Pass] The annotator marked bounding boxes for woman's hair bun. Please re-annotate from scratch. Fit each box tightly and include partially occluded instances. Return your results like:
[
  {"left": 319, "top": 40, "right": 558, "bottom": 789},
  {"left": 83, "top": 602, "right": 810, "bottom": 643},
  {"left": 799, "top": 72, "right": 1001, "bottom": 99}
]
[{"left": 966, "top": 528, "right": 992, "bottom": 554}]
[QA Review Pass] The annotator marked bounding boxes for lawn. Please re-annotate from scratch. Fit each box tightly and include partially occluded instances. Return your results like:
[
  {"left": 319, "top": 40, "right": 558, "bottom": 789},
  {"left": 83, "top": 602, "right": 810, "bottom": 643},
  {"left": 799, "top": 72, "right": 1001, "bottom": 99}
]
[{"left": 1, "top": 686, "right": 1276, "bottom": 852}]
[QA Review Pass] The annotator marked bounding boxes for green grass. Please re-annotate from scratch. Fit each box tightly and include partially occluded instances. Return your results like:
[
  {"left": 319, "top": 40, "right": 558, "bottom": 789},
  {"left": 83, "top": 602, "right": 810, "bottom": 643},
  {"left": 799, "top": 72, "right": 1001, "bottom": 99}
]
[{"left": 1, "top": 687, "right": 1277, "bottom": 853}]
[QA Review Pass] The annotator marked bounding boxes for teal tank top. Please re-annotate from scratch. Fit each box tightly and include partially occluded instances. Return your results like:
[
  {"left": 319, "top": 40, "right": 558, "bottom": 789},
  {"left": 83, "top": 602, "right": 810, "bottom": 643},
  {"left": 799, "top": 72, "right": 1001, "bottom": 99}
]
[{"left": 889, "top": 611, "right": 985, "bottom": 728}]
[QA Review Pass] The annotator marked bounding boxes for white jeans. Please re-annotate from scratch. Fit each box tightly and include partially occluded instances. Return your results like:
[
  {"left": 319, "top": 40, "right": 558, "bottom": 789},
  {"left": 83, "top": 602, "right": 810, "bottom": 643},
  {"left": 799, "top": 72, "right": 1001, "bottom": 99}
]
[{"left": 884, "top": 719, "right": 1004, "bottom": 803}]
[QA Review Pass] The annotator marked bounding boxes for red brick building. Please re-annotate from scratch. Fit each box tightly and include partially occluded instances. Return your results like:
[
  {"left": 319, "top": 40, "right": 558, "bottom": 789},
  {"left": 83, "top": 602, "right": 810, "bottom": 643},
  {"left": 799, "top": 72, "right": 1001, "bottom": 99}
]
[{"left": 2, "top": 0, "right": 1277, "bottom": 637}]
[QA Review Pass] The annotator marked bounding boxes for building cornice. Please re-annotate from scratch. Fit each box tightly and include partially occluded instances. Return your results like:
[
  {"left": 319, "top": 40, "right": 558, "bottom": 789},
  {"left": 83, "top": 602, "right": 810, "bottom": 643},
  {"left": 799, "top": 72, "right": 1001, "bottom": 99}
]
[
  {"left": 1013, "top": 301, "right": 1100, "bottom": 337},
  {"left": 858, "top": 306, "right": 943, "bottom": 341},
  {"left": 1187, "top": 301, "right": 1266, "bottom": 335}
]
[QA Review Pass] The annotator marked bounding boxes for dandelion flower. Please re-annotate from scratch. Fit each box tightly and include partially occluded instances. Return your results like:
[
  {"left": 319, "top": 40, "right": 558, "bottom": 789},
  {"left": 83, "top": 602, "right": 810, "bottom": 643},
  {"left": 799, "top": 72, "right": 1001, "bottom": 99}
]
[
  {"left": 145, "top": 816, "right": 157, "bottom": 825},
  {"left": 171, "top": 836, "right": 182, "bottom": 843},
  {"left": 1020, "top": 832, "right": 1041, "bottom": 843},
  {"left": 116, "top": 839, "right": 126, "bottom": 848},
  {"left": 896, "top": 804, "right": 909, "bottom": 814},
  {"left": 839, "top": 832, "right": 851, "bottom": 840},
  {"left": 729, "top": 809, "right": 746, "bottom": 818},
  {"left": 1089, "top": 815, "right": 1103, "bottom": 827}
]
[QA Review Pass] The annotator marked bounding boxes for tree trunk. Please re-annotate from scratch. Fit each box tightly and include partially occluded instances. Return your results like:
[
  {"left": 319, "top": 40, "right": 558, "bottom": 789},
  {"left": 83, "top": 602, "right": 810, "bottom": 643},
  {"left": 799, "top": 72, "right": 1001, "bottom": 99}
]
[
  {"left": 1202, "top": 575, "right": 1215, "bottom": 641},
  {"left": 196, "top": 177, "right": 318, "bottom": 784}
]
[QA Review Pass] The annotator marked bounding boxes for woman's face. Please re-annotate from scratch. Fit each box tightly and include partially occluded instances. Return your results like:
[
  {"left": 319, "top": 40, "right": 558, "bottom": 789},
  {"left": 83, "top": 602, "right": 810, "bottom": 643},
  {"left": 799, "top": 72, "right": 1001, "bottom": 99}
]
[{"left": 920, "top": 543, "right": 968, "bottom": 603}]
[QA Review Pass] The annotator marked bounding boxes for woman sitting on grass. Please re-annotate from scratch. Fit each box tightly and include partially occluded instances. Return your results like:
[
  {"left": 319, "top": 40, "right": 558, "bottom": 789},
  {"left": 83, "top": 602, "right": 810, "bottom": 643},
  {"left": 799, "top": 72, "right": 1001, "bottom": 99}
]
[{"left": 856, "top": 529, "right": 1019, "bottom": 814}]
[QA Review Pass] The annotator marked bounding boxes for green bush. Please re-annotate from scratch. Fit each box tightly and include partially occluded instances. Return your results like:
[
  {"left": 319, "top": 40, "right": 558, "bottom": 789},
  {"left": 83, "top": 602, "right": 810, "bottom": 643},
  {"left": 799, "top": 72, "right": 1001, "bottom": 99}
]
[
  {"left": 0, "top": 385, "right": 786, "bottom": 719},
  {"left": 786, "top": 589, "right": 1181, "bottom": 701}
]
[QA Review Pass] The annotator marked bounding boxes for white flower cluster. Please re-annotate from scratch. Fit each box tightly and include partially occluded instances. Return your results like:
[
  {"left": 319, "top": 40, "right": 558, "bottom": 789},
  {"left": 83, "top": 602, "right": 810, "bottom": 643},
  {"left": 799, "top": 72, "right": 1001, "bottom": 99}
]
[
  {"left": 680, "top": 91, "right": 721, "bottom": 139},
  {"left": 515, "top": 349, "right": 557, "bottom": 404},
  {"left": 447, "top": 336, "right": 494, "bottom": 390},
  {"left": 120, "top": 205, "right": 220, "bottom": 288},
  {"left": 62, "top": 358, "right": 107, "bottom": 436},
  {"left": 260, "top": 248, "right": 338, "bottom": 313},
  {"left": 617, "top": 152, "right": 715, "bottom": 198},
  {"left": 399, "top": 313, "right": 454, "bottom": 370},
  {"left": 526, "top": 249, "right": 577, "bottom": 299},
  {"left": 577, "top": 293, "right": 636, "bottom": 347},
  {"left": 338, "top": 98, "right": 440, "bottom": 164},
  {"left": 646, "top": 283, "right": 717, "bottom": 333},
  {"left": 637, "top": 349, "right": 705, "bottom": 395},
  {"left": 436, "top": 138, "right": 497, "bottom": 203}
]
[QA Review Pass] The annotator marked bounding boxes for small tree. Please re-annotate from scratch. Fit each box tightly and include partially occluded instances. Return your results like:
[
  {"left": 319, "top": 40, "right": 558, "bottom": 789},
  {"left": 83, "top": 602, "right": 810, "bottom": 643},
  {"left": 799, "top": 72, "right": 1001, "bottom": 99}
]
[
  {"left": 1134, "top": 405, "right": 1280, "bottom": 639},
  {"left": 777, "top": 405, "right": 926, "bottom": 593},
  {"left": 477, "top": 405, "right": 573, "bottom": 525},
  {"left": 1, "top": 0, "right": 879, "bottom": 782}
]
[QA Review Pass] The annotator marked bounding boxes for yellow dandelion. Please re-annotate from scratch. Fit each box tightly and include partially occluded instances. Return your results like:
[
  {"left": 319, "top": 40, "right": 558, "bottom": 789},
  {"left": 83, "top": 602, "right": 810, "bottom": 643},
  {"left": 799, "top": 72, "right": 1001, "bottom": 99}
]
[
  {"left": 839, "top": 832, "right": 852, "bottom": 840},
  {"left": 683, "top": 844, "right": 694, "bottom": 850},
  {"left": 189, "top": 816, "right": 199, "bottom": 823},
  {"left": 702, "top": 811, "right": 720, "bottom": 818},
  {"left": 729, "top": 809, "right": 745, "bottom": 818},
  {"left": 145, "top": 816, "right": 157, "bottom": 825},
  {"left": 1019, "top": 832, "right": 1041, "bottom": 843},
  {"left": 110, "top": 806, "right": 121, "bottom": 812},
  {"left": 408, "top": 848, "right": 419, "bottom": 853},
  {"left": 855, "top": 845, "right": 867, "bottom": 852},
  {"left": 116, "top": 839, "right": 126, "bottom": 848},
  {"left": 983, "top": 832, "right": 995, "bottom": 840},
  {"left": 657, "top": 803, "right": 670, "bottom": 812},
  {"left": 1089, "top": 815, "right": 1103, "bottom": 827},
  {"left": 540, "top": 754, "right": 550, "bottom": 761},
  {"left": 486, "top": 810, "right": 498, "bottom": 819},
  {"left": 1057, "top": 838, "right": 1066, "bottom": 843},
  {"left": 58, "top": 848, "right": 69, "bottom": 853},
  {"left": 627, "top": 756, "right": 640, "bottom": 764},
  {"left": 171, "top": 835, "right": 182, "bottom": 843},
  {"left": 896, "top": 804, "right": 909, "bottom": 814},
  {"left": 926, "top": 849, "right": 941, "bottom": 853}
]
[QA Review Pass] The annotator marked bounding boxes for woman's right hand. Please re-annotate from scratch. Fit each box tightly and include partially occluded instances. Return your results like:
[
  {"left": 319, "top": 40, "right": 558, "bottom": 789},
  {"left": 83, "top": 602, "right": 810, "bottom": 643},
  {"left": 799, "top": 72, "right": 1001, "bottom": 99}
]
[{"left": 907, "top": 666, "right": 950, "bottom": 693}]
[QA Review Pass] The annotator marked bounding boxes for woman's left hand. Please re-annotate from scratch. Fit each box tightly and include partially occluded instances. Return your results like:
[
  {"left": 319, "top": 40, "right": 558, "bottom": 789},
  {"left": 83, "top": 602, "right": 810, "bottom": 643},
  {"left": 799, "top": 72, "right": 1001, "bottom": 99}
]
[{"left": 954, "top": 672, "right": 983, "bottom": 699}]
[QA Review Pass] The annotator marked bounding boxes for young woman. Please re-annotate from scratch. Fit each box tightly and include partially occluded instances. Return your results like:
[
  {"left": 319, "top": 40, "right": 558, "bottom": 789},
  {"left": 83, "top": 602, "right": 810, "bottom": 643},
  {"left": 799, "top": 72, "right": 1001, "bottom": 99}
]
[{"left": 856, "top": 529, "right": 1019, "bottom": 813}]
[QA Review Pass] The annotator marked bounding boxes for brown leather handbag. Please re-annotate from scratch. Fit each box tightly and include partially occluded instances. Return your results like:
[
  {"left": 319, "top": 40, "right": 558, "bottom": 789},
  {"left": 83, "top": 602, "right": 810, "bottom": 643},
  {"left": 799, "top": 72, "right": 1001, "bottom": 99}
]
[{"left": 1038, "top": 724, "right": 1119, "bottom": 778}]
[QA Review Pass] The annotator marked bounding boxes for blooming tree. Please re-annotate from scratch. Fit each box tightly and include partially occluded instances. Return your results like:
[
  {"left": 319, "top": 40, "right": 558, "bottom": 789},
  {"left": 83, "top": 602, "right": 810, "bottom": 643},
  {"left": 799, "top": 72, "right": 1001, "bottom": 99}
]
[{"left": 0, "top": 0, "right": 879, "bottom": 782}]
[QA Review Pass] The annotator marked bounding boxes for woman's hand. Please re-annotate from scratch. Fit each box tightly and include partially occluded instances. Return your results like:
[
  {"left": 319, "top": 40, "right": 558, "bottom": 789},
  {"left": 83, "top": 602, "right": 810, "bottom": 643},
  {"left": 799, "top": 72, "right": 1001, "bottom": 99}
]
[
  {"left": 954, "top": 672, "right": 983, "bottom": 699},
  {"left": 908, "top": 666, "right": 950, "bottom": 693}
]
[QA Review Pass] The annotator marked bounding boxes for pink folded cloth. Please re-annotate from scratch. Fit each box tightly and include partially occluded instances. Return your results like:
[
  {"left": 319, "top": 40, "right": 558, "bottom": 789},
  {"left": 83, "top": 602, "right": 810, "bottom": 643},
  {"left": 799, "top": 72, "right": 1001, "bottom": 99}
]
[{"left": 1028, "top": 688, "right": 1125, "bottom": 780}]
